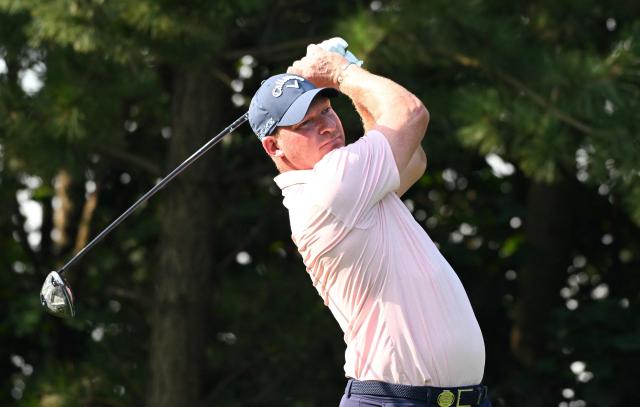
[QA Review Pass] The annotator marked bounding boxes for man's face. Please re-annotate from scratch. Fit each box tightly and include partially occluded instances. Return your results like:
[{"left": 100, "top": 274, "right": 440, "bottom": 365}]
[{"left": 272, "top": 97, "right": 345, "bottom": 170}]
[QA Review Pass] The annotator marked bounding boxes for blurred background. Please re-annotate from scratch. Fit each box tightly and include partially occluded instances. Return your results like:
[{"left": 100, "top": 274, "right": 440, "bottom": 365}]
[{"left": 1, "top": 1, "right": 639, "bottom": 406}]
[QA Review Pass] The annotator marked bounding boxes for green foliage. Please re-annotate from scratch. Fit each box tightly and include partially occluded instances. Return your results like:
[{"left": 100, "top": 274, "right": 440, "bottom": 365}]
[{"left": 1, "top": 1, "right": 640, "bottom": 406}]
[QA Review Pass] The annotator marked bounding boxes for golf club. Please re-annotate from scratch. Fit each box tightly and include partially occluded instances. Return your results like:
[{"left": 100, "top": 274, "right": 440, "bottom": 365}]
[
  {"left": 40, "top": 112, "right": 248, "bottom": 318},
  {"left": 40, "top": 37, "right": 362, "bottom": 319}
]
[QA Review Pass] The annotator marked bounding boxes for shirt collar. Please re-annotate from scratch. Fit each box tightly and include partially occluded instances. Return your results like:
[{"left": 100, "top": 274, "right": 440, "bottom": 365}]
[{"left": 274, "top": 169, "right": 312, "bottom": 190}]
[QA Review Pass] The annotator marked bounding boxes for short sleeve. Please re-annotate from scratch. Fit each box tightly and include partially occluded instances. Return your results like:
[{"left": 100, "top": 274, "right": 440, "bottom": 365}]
[{"left": 307, "top": 130, "right": 400, "bottom": 227}]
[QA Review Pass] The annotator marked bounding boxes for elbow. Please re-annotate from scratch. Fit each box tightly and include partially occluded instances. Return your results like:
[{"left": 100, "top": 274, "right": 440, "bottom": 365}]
[{"left": 410, "top": 99, "right": 430, "bottom": 136}]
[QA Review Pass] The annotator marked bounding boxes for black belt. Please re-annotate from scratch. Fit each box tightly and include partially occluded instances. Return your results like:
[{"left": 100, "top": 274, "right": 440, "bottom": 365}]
[{"left": 346, "top": 379, "right": 488, "bottom": 406}]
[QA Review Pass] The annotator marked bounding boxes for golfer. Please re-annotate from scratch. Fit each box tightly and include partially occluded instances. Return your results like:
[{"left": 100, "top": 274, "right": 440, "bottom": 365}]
[{"left": 248, "top": 44, "right": 491, "bottom": 407}]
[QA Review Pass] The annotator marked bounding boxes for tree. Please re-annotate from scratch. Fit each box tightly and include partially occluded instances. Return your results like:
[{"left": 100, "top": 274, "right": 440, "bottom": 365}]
[{"left": 1, "top": 1, "right": 639, "bottom": 406}]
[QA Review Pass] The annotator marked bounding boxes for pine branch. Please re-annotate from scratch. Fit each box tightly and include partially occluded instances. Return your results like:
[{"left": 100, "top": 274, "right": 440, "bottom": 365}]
[
  {"left": 222, "top": 37, "right": 325, "bottom": 61},
  {"left": 442, "top": 50, "right": 597, "bottom": 136},
  {"left": 494, "top": 70, "right": 595, "bottom": 135},
  {"left": 96, "top": 145, "right": 162, "bottom": 176}
]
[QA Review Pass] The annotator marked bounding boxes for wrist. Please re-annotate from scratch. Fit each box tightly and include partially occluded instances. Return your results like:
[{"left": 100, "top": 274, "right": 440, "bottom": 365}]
[{"left": 337, "top": 62, "right": 357, "bottom": 88}]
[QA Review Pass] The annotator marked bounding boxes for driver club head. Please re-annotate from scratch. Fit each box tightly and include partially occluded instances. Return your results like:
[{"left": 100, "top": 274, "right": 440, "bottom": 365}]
[{"left": 40, "top": 271, "right": 75, "bottom": 318}]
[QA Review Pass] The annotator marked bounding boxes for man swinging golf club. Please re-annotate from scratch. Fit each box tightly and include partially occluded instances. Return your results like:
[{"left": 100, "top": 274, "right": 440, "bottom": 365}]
[{"left": 248, "top": 43, "right": 491, "bottom": 407}]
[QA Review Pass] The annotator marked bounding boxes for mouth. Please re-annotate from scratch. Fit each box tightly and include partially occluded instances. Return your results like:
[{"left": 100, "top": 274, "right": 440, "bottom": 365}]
[{"left": 321, "top": 135, "right": 344, "bottom": 149}]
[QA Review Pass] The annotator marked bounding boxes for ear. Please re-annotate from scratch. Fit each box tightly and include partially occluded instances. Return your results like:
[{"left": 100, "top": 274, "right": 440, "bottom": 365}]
[{"left": 261, "top": 135, "right": 283, "bottom": 158}]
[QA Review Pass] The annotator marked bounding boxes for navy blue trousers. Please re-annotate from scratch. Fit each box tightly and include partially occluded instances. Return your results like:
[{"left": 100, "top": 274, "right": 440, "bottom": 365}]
[
  {"left": 339, "top": 393, "right": 494, "bottom": 407},
  {"left": 339, "top": 381, "right": 493, "bottom": 407}
]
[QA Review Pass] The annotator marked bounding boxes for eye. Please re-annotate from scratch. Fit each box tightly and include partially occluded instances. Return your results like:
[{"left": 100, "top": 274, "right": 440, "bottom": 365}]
[
  {"left": 322, "top": 107, "right": 332, "bottom": 114},
  {"left": 300, "top": 119, "right": 312, "bottom": 127}
]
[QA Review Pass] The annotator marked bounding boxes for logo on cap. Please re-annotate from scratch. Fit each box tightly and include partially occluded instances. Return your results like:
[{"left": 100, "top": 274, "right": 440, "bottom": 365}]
[{"left": 272, "top": 75, "right": 305, "bottom": 97}]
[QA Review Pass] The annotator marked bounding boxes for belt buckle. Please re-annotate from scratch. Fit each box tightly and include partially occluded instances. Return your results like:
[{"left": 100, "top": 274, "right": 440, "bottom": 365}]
[
  {"left": 436, "top": 387, "right": 479, "bottom": 407},
  {"left": 455, "top": 388, "right": 473, "bottom": 407}
]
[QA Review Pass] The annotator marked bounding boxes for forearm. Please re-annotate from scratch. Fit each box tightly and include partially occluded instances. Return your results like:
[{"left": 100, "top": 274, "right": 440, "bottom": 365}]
[
  {"left": 287, "top": 45, "right": 429, "bottom": 171},
  {"left": 338, "top": 65, "right": 427, "bottom": 135}
]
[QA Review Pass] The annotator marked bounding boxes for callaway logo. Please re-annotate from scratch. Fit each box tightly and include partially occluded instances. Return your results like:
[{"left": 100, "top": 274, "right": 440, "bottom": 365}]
[{"left": 272, "top": 75, "right": 305, "bottom": 97}]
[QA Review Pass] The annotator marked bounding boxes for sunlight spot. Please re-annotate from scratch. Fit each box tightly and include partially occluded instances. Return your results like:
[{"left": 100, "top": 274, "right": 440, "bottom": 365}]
[
  {"left": 604, "top": 99, "right": 615, "bottom": 115},
  {"left": 113, "top": 385, "right": 126, "bottom": 396},
  {"left": 505, "top": 270, "right": 517, "bottom": 281},
  {"left": 459, "top": 222, "right": 475, "bottom": 236},
  {"left": 509, "top": 216, "right": 522, "bottom": 229},
  {"left": 577, "top": 372, "right": 594, "bottom": 383},
  {"left": 619, "top": 298, "right": 629, "bottom": 308},
  {"left": 570, "top": 361, "right": 586, "bottom": 374},
  {"left": 217, "top": 332, "right": 237, "bottom": 345},
  {"left": 238, "top": 65, "right": 253, "bottom": 79},
  {"left": 449, "top": 231, "right": 464, "bottom": 244},
  {"left": 414, "top": 209, "right": 427, "bottom": 221},
  {"left": 442, "top": 168, "right": 458, "bottom": 189},
  {"left": 404, "top": 199, "right": 415, "bottom": 212},
  {"left": 485, "top": 153, "right": 515, "bottom": 177},
  {"left": 236, "top": 251, "right": 252, "bottom": 265},
  {"left": 232, "top": 93, "right": 246, "bottom": 107},
  {"left": 241, "top": 55, "right": 255, "bottom": 66},
  {"left": 598, "top": 184, "right": 610, "bottom": 196},
  {"left": 560, "top": 286, "right": 577, "bottom": 299},
  {"left": 120, "top": 172, "right": 131, "bottom": 184},
  {"left": 13, "top": 261, "right": 27, "bottom": 274},
  {"left": 11, "top": 354, "right": 25, "bottom": 368},
  {"left": 124, "top": 120, "right": 138, "bottom": 132},
  {"left": 231, "top": 79, "right": 243, "bottom": 92},
  {"left": 606, "top": 17, "right": 617, "bottom": 31},
  {"left": 562, "top": 388, "right": 575, "bottom": 399},
  {"left": 16, "top": 183, "right": 43, "bottom": 250},
  {"left": 572, "top": 255, "right": 587, "bottom": 268},
  {"left": 91, "top": 325, "right": 105, "bottom": 342},
  {"left": 576, "top": 272, "right": 589, "bottom": 285},
  {"left": 22, "top": 364, "right": 33, "bottom": 376},
  {"left": 19, "top": 61, "right": 46, "bottom": 95},
  {"left": 601, "top": 234, "right": 613, "bottom": 245},
  {"left": 566, "top": 299, "right": 579, "bottom": 310},
  {"left": 370, "top": 0, "right": 382, "bottom": 11},
  {"left": 85, "top": 180, "right": 97, "bottom": 194},
  {"left": 591, "top": 283, "right": 609, "bottom": 300}
]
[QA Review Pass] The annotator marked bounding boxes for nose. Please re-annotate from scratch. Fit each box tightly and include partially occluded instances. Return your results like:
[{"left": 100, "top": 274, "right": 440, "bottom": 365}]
[{"left": 319, "top": 113, "right": 337, "bottom": 135}]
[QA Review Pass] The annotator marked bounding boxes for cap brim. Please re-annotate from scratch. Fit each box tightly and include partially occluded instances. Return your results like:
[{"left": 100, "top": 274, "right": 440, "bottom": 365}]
[{"left": 278, "top": 88, "right": 339, "bottom": 127}]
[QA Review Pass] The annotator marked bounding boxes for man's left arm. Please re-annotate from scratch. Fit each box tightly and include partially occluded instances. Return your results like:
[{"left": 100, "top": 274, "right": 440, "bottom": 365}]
[{"left": 396, "top": 145, "right": 427, "bottom": 197}]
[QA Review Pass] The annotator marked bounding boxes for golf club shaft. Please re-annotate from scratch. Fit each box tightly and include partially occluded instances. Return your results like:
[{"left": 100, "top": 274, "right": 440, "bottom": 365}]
[{"left": 58, "top": 112, "right": 249, "bottom": 276}]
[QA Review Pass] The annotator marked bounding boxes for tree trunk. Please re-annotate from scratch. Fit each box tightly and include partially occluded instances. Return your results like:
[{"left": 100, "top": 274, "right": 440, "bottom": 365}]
[
  {"left": 510, "top": 181, "right": 575, "bottom": 366},
  {"left": 146, "top": 67, "right": 222, "bottom": 407}
]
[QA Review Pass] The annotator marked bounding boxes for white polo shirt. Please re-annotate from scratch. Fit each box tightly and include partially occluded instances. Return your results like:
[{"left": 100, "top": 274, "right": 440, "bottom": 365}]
[{"left": 274, "top": 130, "right": 485, "bottom": 387}]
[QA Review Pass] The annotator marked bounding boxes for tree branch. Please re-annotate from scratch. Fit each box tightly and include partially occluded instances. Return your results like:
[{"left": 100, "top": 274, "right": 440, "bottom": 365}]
[
  {"left": 494, "top": 70, "right": 595, "bottom": 135},
  {"left": 438, "top": 49, "right": 596, "bottom": 135},
  {"left": 222, "top": 37, "right": 325, "bottom": 61},
  {"left": 96, "top": 145, "right": 162, "bottom": 176}
]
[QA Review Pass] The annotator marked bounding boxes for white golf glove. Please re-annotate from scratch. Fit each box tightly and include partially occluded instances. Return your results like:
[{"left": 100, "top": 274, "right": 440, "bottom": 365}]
[{"left": 318, "top": 37, "right": 364, "bottom": 66}]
